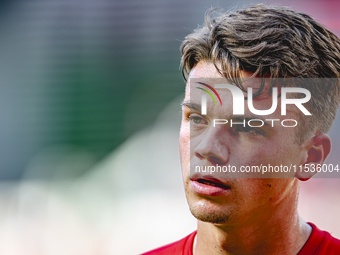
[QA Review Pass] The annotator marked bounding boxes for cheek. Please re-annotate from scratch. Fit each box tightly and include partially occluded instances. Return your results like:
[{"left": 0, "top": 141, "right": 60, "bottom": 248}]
[
  {"left": 179, "top": 121, "right": 190, "bottom": 165},
  {"left": 179, "top": 122, "right": 192, "bottom": 190},
  {"left": 239, "top": 179, "right": 286, "bottom": 206},
  {"left": 236, "top": 137, "right": 296, "bottom": 165},
  {"left": 232, "top": 143, "right": 271, "bottom": 166}
]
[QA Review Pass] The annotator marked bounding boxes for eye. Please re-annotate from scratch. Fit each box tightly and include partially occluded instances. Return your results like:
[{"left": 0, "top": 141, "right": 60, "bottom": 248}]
[
  {"left": 193, "top": 116, "right": 203, "bottom": 124},
  {"left": 234, "top": 125, "right": 264, "bottom": 135},
  {"left": 188, "top": 114, "right": 208, "bottom": 125}
]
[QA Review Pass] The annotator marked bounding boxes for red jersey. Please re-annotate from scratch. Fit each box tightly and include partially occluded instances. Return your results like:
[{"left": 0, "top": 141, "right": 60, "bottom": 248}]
[{"left": 141, "top": 223, "right": 340, "bottom": 255}]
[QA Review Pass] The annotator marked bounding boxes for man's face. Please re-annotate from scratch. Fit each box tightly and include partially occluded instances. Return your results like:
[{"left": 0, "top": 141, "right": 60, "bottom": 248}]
[{"left": 179, "top": 61, "right": 307, "bottom": 225}]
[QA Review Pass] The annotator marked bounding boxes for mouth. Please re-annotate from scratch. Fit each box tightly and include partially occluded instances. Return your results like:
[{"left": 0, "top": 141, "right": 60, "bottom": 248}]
[
  {"left": 193, "top": 178, "right": 231, "bottom": 189},
  {"left": 191, "top": 177, "right": 231, "bottom": 196}
]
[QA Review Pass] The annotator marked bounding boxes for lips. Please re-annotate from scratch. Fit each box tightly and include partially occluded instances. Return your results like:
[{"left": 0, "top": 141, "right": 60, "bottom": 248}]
[{"left": 191, "top": 176, "right": 231, "bottom": 196}]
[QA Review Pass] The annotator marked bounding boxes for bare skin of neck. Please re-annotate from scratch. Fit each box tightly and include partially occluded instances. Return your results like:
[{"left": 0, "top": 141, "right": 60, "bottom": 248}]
[{"left": 193, "top": 186, "right": 312, "bottom": 255}]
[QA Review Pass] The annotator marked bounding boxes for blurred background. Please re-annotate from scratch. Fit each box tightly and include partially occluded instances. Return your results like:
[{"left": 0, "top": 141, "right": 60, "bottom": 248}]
[{"left": 0, "top": 0, "right": 339, "bottom": 254}]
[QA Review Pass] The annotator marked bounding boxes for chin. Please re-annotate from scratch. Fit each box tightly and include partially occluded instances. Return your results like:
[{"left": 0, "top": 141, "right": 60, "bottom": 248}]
[
  {"left": 189, "top": 206, "right": 231, "bottom": 224},
  {"left": 187, "top": 200, "right": 232, "bottom": 224}
]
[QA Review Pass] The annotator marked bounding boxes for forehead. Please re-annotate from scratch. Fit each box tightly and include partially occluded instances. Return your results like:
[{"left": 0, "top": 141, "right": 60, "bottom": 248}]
[
  {"left": 186, "top": 61, "right": 271, "bottom": 99},
  {"left": 189, "top": 61, "right": 223, "bottom": 78}
]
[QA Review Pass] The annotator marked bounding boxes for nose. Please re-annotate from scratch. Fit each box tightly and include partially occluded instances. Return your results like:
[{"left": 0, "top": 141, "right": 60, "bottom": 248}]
[{"left": 194, "top": 125, "right": 229, "bottom": 165}]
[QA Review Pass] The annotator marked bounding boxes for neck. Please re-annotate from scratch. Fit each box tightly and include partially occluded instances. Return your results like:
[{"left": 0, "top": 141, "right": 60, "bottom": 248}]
[{"left": 193, "top": 184, "right": 311, "bottom": 255}]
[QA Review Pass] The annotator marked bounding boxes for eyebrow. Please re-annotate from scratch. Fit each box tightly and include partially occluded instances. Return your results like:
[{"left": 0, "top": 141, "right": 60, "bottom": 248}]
[{"left": 181, "top": 101, "right": 201, "bottom": 112}]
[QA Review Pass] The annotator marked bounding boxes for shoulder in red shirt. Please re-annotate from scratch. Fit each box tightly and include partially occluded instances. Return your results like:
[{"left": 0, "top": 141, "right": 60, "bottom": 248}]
[
  {"left": 298, "top": 222, "right": 340, "bottom": 255},
  {"left": 141, "top": 223, "right": 340, "bottom": 255}
]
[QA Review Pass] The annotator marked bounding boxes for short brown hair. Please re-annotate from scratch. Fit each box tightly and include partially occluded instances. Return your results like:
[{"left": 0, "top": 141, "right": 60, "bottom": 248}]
[{"left": 180, "top": 4, "right": 340, "bottom": 142}]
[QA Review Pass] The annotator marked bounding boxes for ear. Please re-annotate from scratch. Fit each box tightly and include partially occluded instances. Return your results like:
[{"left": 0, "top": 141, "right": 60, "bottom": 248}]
[{"left": 295, "top": 133, "right": 331, "bottom": 181}]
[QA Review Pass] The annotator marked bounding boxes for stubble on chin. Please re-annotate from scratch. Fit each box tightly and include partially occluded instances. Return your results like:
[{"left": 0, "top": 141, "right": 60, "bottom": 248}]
[{"left": 188, "top": 203, "right": 231, "bottom": 224}]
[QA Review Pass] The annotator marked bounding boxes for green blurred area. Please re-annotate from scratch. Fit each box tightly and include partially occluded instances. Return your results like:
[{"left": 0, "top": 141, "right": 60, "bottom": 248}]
[
  {"left": 0, "top": 0, "right": 194, "bottom": 179},
  {"left": 1, "top": 0, "right": 339, "bottom": 179}
]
